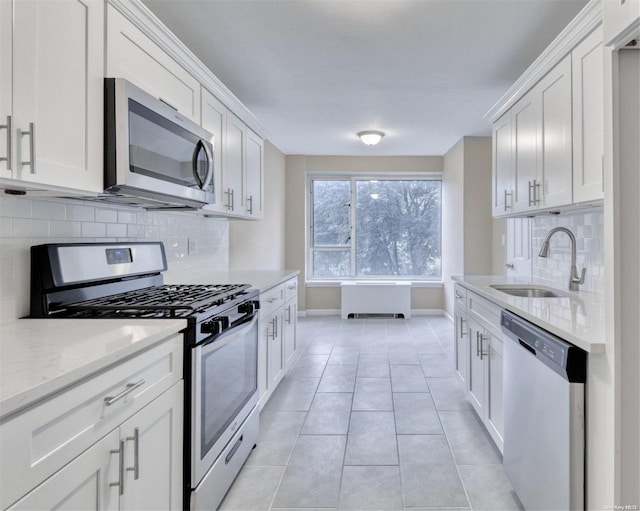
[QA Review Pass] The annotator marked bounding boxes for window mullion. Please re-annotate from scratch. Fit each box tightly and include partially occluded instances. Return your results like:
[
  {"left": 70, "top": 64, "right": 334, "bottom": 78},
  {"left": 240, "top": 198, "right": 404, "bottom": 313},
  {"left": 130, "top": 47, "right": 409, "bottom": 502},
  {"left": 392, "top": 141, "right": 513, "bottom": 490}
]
[{"left": 350, "top": 178, "right": 356, "bottom": 277}]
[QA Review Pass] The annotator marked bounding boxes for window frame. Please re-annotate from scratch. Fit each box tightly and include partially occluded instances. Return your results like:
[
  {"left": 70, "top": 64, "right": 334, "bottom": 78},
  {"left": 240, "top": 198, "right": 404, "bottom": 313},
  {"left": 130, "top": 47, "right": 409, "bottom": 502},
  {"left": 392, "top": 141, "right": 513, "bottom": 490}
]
[{"left": 307, "top": 172, "right": 443, "bottom": 283}]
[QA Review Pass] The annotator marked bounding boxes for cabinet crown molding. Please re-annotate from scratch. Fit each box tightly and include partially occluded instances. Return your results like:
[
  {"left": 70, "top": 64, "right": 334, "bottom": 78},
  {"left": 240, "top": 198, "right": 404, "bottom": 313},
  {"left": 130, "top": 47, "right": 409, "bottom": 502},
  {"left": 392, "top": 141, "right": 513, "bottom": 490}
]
[
  {"left": 485, "top": 0, "right": 602, "bottom": 123},
  {"left": 107, "top": 0, "right": 270, "bottom": 140}
]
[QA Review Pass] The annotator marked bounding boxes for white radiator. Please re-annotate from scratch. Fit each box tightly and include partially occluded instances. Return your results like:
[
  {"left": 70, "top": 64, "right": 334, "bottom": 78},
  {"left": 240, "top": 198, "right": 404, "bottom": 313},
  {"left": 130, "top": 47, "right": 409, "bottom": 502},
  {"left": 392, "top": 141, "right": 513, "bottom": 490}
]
[{"left": 340, "top": 282, "right": 411, "bottom": 319}]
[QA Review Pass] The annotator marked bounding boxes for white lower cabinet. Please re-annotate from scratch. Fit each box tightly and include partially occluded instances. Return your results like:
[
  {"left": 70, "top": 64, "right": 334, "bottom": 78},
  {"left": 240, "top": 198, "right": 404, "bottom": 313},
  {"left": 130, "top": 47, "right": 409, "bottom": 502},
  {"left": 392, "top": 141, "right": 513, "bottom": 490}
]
[
  {"left": 283, "top": 297, "right": 298, "bottom": 371},
  {"left": 1, "top": 336, "right": 184, "bottom": 511},
  {"left": 258, "top": 277, "right": 299, "bottom": 408},
  {"left": 454, "top": 309, "right": 469, "bottom": 388},
  {"left": 8, "top": 430, "right": 120, "bottom": 511},
  {"left": 454, "top": 287, "right": 504, "bottom": 453}
]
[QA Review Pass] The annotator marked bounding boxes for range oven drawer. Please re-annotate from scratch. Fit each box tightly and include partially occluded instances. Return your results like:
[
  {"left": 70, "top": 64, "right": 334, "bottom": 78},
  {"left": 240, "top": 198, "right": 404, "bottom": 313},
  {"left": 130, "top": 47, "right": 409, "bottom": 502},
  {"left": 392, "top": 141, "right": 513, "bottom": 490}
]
[{"left": 0, "top": 335, "right": 183, "bottom": 510}]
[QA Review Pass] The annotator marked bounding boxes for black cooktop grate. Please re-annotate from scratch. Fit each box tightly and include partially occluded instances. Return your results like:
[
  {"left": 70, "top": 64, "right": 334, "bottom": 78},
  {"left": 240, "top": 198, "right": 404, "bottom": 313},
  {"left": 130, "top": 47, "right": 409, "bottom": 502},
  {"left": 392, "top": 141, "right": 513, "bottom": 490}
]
[{"left": 59, "top": 284, "right": 251, "bottom": 318}]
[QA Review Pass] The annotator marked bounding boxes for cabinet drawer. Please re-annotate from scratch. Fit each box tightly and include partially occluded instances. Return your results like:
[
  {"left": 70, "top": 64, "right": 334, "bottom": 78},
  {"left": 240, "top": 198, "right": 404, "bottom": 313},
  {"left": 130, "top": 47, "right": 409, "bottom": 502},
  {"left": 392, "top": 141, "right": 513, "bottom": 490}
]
[
  {"left": 454, "top": 284, "right": 467, "bottom": 311},
  {"left": 260, "top": 284, "right": 285, "bottom": 317},
  {"left": 467, "top": 291, "right": 502, "bottom": 336},
  {"left": 0, "top": 335, "right": 183, "bottom": 510},
  {"left": 284, "top": 277, "right": 298, "bottom": 302}
]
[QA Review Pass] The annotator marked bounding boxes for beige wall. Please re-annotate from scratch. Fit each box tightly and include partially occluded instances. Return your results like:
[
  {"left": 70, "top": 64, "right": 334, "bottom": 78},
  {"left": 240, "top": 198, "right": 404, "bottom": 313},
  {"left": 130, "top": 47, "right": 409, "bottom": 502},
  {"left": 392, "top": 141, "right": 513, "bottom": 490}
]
[
  {"left": 229, "top": 141, "right": 286, "bottom": 270},
  {"left": 442, "top": 137, "right": 493, "bottom": 317},
  {"left": 285, "top": 155, "right": 445, "bottom": 313}
]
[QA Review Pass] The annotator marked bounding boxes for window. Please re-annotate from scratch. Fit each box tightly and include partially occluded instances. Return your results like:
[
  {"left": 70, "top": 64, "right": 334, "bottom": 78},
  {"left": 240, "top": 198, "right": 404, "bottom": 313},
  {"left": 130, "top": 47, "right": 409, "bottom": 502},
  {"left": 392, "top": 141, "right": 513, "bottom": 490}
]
[{"left": 309, "top": 176, "right": 441, "bottom": 280}]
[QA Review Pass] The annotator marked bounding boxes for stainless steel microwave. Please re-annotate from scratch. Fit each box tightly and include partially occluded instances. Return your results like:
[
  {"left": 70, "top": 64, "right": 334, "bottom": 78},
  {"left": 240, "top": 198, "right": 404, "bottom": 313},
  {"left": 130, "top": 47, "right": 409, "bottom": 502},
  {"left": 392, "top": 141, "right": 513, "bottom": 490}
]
[{"left": 104, "top": 78, "right": 215, "bottom": 209}]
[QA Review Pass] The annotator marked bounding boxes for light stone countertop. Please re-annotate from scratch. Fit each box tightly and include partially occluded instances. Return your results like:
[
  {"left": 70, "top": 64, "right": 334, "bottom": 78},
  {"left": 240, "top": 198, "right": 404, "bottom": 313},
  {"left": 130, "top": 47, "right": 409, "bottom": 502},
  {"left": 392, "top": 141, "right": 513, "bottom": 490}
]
[
  {"left": 164, "top": 268, "right": 300, "bottom": 292},
  {"left": 0, "top": 318, "right": 186, "bottom": 420},
  {"left": 453, "top": 275, "right": 606, "bottom": 353}
]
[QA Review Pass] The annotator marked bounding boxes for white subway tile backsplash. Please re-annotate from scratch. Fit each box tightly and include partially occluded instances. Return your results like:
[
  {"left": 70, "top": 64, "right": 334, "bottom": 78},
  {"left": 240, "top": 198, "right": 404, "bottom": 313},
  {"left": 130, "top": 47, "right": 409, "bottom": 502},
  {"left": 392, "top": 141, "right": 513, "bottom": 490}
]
[
  {"left": 0, "top": 196, "right": 229, "bottom": 323},
  {"left": 106, "top": 223, "right": 127, "bottom": 238},
  {"left": 33, "top": 200, "right": 66, "bottom": 220},
  {"left": 95, "top": 208, "right": 118, "bottom": 223},
  {"left": 50, "top": 220, "right": 82, "bottom": 237},
  {"left": 0, "top": 196, "right": 32, "bottom": 218},
  {"left": 81, "top": 222, "right": 107, "bottom": 237},
  {"left": 12, "top": 218, "right": 50, "bottom": 237},
  {"left": 531, "top": 209, "right": 604, "bottom": 294},
  {"left": 67, "top": 204, "right": 95, "bottom": 221}
]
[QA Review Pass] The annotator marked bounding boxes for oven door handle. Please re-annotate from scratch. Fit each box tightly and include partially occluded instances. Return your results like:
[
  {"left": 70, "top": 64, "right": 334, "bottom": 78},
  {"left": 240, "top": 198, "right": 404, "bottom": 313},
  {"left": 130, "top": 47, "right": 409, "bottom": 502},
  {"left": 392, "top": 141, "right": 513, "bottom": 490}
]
[{"left": 200, "top": 314, "right": 258, "bottom": 353}]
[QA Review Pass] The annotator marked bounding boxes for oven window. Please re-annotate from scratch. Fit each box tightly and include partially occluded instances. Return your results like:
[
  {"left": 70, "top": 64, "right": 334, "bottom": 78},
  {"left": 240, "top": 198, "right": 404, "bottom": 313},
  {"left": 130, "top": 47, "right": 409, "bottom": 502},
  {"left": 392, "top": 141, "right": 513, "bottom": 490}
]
[
  {"left": 128, "top": 99, "right": 209, "bottom": 188},
  {"left": 201, "top": 325, "right": 258, "bottom": 458}
]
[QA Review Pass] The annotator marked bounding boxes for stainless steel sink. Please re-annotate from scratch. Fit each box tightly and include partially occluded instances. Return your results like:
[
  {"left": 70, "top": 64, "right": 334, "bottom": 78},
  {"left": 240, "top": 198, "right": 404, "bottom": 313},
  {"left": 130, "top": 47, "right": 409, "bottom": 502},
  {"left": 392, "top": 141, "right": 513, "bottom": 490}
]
[{"left": 490, "top": 285, "right": 566, "bottom": 298}]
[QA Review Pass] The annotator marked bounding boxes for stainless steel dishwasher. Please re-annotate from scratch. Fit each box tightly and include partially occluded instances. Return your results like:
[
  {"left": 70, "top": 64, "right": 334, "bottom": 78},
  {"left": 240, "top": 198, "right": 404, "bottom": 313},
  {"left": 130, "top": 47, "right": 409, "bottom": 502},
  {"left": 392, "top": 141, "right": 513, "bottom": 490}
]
[{"left": 501, "top": 310, "right": 587, "bottom": 511}]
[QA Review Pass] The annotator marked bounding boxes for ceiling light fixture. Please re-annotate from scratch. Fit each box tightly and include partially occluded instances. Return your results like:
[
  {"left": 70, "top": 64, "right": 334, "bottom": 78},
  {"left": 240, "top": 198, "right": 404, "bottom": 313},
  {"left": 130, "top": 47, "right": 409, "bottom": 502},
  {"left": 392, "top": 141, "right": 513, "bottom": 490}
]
[{"left": 358, "top": 130, "right": 385, "bottom": 146}]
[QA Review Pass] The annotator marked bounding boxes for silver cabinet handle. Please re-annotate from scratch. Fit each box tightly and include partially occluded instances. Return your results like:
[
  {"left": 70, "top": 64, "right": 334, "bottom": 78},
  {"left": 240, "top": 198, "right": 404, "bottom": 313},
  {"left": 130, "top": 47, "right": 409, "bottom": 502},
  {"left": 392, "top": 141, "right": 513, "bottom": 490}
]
[
  {"left": 268, "top": 297, "right": 278, "bottom": 303},
  {"left": 19, "top": 122, "right": 35, "bottom": 174},
  {"left": 0, "top": 115, "right": 11, "bottom": 169},
  {"left": 273, "top": 316, "right": 278, "bottom": 337},
  {"left": 104, "top": 379, "right": 145, "bottom": 407},
  {"left": 126, "top": 428, "right": 140, "bottom": 480},
  {"left": 286, "top": 305, "right": 292, "bottom": 324},
  {"left": 476, "top": 331, "right": 480, "bottom": 358},
  {"left": 478, "top": 333, "right": 487, "bottom": 360},
  {"left": 225, "top": 188, "right": 234, "bottom": 211},
  {"left": 287, "top": 284, "right": 296, "bottom": 290},
  {"left": 459, "top": 316, "right": 466, "bottom": 337},
  {"left": 247, "top": 195, "right": 253, "bottom": 214},
  {"left": 110, "top": 440, "right": 125, "bottom": 495},
  {"left": 533, "top": 179, "right": 541, "bottom": 206},
  {"left": 455, "top": 291, "right": 463, "bottom": 300},
  {"left": 231, "top": 188, "right": 235, "bottom": 211},
  {"left": 504, "top": 189, "right": 512, "bottom": 211},
  {"left": 505, "top": 263, "right": 514, "bottom": 270},
  {"left": 269, "top": 317, "right": 277, "bottom": 340},
  {"left": 528, "top": 180, "right": 534, "bottom": 206}
]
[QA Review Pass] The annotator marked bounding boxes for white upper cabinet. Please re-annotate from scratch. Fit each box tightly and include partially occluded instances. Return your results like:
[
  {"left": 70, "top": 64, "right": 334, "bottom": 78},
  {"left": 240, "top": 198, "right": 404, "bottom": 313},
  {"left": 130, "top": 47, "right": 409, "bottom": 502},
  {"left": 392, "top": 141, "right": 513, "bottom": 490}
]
[
  {"left": 490, "top": 9, "right": 605, "bottom": 218},
  {"left": 224, "top": 112, "right": 246, "bottom": 215},
  {"left": 201, "top": 87, "right": 227, "bottom": 213},
  {"left": 2, "top": 0, "right": 104, "bottom": 193},
  {"left": 106, "top": 4, "right": 201, "bottom": 123},
  {"left": 536, "top": 54, "right": 573, "bottom": 209},
  {"left": 511, "top": 91, "right": 539, "bottom": 213},
  {"left": 572, "top": 27, "right": 605, "bottom": 203},
  {"left": 245, "top": 130, "right": 264, "bottom": 218},
  {"left": 492, "top": 113, "right": 514, "bottom": 215},
  {"left": 603, "top": 0, "right": 640, "bottom": 45}
]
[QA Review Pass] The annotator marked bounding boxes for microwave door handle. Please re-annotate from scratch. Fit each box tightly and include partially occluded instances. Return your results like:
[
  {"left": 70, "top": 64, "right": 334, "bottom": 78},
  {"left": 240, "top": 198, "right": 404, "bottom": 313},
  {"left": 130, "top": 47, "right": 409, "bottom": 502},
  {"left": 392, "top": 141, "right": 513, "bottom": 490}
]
[
  {"left": 191, "top": 140, "right": 207, "bottom": 189},
  {"left": 201, "top": 139, "right": 214, "bottom": 190}
]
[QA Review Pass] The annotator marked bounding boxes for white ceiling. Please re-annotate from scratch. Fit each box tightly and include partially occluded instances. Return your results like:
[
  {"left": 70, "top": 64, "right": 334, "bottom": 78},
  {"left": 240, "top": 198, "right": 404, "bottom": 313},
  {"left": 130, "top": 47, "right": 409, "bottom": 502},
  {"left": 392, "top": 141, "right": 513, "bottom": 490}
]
[{"left": 142, "top": 0, "right": 589, "bottom": 156}]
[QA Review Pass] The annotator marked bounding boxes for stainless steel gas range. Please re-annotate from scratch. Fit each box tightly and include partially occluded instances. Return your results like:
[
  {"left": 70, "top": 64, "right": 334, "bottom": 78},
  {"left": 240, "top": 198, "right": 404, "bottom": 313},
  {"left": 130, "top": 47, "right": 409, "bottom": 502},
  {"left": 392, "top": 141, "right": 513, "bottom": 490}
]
[{"left": 30, "top": 241, "right": 260, "bottom": 510}]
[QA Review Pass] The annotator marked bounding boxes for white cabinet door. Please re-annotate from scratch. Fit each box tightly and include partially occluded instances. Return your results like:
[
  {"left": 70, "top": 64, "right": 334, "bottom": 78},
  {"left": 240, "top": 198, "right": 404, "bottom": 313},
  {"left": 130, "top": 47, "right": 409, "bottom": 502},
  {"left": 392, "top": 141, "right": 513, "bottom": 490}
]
[
  {"left": 512, "top": 92, "right": 538, "bottom": 213},
  {"left": 10, "top": 0, "right": 103, "bottom": 192},
  {"left": 485, "top": 332, "right": 504, "bottom": 452},
  {"left": 0, "top": 0, "right": 12, "bottom": 179},
  {"left": 467, "top": 319, "right": 486, "bottom": 417},
  {"left": 573, "top": 27, "right": 604, "bottom": 203},
  {"left": 267, "top": 311, "right": 285, "bottom": 392},
  {"left": 106, "top": 5, "right": 200, "bottom": 123},
  {"left": 8, "top": 430, "right": 120, "bottom": 511},
  {"left": 201, "top": 88, "right": 227, "bottom": 213},
  {"left": 283, "top": 298, "right": 297, "bottom": 371},
  {"left": 492, "top": 113, "right": 514, "bottom": 216},
  {"left": 454, "top": 310, "right": 469, "bottom": 388},
  {"left": 537, "top": 54, "right": 573, "bottom": 209},
  {"left": 120, "top": 382, "right": 183, "bottom": 511},
  {"left": 245, "top": 129, "right": 264, "bottom": 218},
  {"left": 224, "top": 112, "right": 246, "bottom": 214}
]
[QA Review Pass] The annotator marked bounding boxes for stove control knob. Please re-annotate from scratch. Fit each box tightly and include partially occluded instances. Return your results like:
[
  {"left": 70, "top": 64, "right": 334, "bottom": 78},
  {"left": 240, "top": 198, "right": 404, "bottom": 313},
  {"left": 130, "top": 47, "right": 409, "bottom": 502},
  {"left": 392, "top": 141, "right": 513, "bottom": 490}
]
[
  {"left": 201, "top": 317, "right": 229, "bottom": 335},
  {"left": 238, "top": 301, "right": 257, "bottom": 314}
]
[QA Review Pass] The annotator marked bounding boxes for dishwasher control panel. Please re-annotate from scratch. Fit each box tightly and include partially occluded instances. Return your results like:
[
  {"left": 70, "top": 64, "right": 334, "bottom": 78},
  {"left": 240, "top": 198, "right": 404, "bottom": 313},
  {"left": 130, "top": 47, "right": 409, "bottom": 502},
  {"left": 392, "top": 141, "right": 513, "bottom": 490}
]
[{"left": 501, "top": 310, "right": 586, "bottom": 383}]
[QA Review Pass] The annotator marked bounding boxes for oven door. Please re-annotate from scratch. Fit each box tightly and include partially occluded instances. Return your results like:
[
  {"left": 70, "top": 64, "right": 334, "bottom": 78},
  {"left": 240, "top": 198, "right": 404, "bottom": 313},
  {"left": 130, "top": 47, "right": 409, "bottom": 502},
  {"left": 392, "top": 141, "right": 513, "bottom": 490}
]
[{"left": 191, "top": 314, "right": 258, "bottom": 486}]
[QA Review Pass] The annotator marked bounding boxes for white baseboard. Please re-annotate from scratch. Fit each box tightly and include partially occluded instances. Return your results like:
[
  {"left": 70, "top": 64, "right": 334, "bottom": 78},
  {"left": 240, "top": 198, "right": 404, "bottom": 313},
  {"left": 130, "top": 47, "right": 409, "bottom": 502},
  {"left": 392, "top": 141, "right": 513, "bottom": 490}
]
[{"left": 299, "top": 308, "right": 448, "bottom": 318}]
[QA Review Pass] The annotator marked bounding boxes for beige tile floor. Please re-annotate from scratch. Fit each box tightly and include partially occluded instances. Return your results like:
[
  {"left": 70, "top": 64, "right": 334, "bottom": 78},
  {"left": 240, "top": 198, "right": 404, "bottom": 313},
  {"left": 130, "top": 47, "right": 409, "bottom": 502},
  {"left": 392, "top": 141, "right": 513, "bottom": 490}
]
[{"left": 219, "top": 316, "right": 523, "bottom": 511}]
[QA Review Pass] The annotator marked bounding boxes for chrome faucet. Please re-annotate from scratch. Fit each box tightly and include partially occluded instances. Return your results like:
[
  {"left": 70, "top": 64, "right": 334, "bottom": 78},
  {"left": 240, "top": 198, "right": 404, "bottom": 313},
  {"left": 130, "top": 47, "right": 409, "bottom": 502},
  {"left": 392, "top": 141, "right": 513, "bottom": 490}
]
[{"left": 538, "top": 227, "right": 586, "bottom": 292}]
